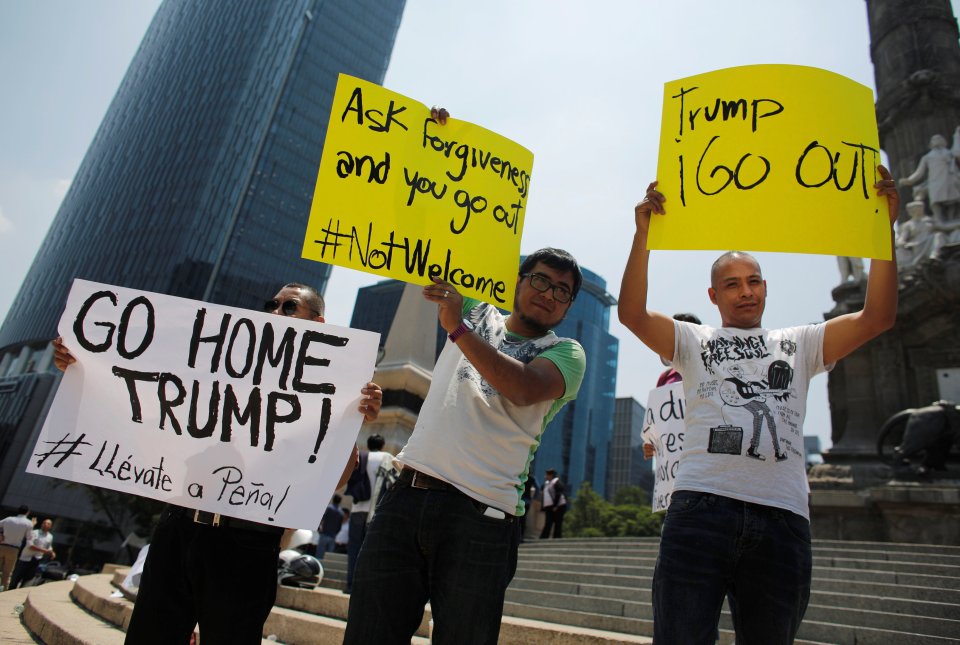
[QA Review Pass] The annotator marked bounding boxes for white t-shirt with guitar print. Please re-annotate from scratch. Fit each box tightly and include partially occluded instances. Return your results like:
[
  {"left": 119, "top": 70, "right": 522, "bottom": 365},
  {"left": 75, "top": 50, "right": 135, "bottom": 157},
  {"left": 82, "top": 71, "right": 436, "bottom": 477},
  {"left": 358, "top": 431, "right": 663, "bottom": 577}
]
[{"left": 672, "top": 320, "right": 832, "bottom": 519}]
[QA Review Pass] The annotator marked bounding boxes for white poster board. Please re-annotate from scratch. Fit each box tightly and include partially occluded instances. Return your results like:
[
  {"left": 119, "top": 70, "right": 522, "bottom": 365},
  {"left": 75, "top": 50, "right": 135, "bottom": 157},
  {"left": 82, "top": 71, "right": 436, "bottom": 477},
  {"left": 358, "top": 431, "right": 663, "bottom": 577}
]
[
  {"left": 642, "top": 382, "right": 686, "bottom": 513},
  {"left": 28, "top": 280, "right": 380, "bottom": 529}
]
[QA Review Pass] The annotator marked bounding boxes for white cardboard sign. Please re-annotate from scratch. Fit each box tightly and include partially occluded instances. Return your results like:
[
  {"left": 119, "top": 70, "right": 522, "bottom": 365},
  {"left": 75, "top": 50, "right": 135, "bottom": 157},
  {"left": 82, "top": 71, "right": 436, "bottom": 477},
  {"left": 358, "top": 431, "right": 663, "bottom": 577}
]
[
  {"left": 642, "top": 382, "right": 686, "bottom": 513},
  {"left": 28, "top": 280, "right": 380, "bottom": 529}
]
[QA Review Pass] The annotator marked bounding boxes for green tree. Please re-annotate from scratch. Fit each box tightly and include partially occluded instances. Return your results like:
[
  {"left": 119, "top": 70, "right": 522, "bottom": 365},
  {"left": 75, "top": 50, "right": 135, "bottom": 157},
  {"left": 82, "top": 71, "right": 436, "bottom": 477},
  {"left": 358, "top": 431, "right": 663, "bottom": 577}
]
[
  {"left": 567, "top": 483, "right": 663, "bottom": 537},
  {"left": 566, "top": 481, "right": 606, "bottom": 536},
  {"left": 612, "top": 486, "right": 650, "bottom": 506}
]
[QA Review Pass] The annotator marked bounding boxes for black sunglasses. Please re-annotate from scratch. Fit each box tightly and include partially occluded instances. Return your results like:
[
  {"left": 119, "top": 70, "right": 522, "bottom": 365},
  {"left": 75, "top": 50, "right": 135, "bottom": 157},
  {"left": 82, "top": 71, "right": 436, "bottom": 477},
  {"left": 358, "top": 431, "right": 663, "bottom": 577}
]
[{"left": 263, "top": 298, "right": 319, "bottom": 317}]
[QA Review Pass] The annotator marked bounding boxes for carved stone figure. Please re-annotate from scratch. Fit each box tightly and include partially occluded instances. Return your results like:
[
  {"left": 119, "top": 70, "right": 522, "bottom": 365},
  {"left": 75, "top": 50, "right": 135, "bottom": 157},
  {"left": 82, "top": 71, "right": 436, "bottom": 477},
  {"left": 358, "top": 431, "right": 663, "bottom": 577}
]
[
  {"left": 895, "top": 201, "right": 937, "bottom": 267},
  {"left": 898, "top": 129, "right": 960, "bottom": 220},
  {"left": 836, "top": 256, "right": 865, "bottom": 283},
  {"left": 877, "top": 401, "right": 960, "bottom": 477}
]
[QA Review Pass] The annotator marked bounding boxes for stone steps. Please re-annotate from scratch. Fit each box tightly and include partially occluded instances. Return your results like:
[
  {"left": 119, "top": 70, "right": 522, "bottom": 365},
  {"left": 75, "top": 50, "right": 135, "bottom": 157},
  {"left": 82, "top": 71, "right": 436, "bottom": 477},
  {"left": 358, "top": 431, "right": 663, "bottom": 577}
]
[
  {"left": 5, "top": 570, "right": 650, "bottom": 644},
  {"left": 0, "top": 586, "right": 37, "bottom": 644},
  {"left": 6, "top": 536, "right": 959, "bottom": 644},
  {"left": 319, "top": 538, "right": 960, "bottom": 644},
  {"left": 22, "top": 579, "right": 127, "bottom": 645}
]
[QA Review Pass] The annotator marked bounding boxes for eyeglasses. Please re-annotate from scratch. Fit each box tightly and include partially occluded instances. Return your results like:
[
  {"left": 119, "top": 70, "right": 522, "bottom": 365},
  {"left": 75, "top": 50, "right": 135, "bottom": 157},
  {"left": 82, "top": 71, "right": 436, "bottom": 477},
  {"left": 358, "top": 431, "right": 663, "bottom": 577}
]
[
  {"left": 263, "top": 299, "right": 320, "bottom": 317},
  {"left": 522, "top": 273, "right": 573, "bottom": 303}
]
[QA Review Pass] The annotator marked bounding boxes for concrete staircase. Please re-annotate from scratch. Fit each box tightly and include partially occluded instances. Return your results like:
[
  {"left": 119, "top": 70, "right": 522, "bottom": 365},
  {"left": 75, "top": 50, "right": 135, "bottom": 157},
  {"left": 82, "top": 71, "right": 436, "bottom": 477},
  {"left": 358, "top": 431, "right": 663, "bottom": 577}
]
[{"left": 1, "top": 538, "right": 957, "bottom": 644}]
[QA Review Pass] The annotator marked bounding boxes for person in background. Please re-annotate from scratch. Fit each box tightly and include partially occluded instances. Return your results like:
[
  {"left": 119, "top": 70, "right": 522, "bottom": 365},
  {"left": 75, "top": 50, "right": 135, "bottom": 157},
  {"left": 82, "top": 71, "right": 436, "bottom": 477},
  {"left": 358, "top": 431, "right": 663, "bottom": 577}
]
[
  {"left": 539, "top": 469, "right": 567, "bottom": 539},
  {"left": 519, "top": 473, "right": 539, "bottom": 541},
  {"left": 10, "top": 518, "right": 56, "bottom": 589},
  {"left": 0, "top": 505, "right": 33, "bottom": 591},
  {"left": 316, "top": 494, "right": 343, "bottom": 560},
  {"left": 334, "top": 508, "right": 351, "bottom": 554},
  {"left": 343, "top": 434, "right": 392, "bottom": 594}
]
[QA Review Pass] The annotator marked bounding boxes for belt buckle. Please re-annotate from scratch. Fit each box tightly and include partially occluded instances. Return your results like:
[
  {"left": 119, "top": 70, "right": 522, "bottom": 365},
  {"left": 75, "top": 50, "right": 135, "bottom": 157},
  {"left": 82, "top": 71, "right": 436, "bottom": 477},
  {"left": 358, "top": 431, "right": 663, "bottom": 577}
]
[
  {"left": 193, "top": 510, "right": 221, "bottom": 527},
  {"left": 411, "top": 471, "right": 430, "bottom": 490}
]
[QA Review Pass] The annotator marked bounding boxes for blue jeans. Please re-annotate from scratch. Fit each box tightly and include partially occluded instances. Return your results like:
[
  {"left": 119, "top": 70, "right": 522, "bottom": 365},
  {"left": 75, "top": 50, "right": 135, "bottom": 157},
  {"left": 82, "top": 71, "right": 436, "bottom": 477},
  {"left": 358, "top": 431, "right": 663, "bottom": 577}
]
[
  {"left": 315, "top": 534, "right": 335, "bottom": 560},
  {"left": 343, "top": 479, "right": 519, "bottom": 645},
  {"left": 652, "top": 491, "right": 811, "bottom": 645}
]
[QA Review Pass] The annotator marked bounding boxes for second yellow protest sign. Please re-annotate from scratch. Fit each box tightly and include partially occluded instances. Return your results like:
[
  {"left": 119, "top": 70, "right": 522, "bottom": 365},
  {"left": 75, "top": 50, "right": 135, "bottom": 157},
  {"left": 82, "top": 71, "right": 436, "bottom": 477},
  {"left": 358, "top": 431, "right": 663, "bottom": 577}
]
[
  {"left": 303, "top": 74, "right": 533, "bottom": 309},
  {"left": 652, "top": 64, "right": 890, "bottom": 259}
]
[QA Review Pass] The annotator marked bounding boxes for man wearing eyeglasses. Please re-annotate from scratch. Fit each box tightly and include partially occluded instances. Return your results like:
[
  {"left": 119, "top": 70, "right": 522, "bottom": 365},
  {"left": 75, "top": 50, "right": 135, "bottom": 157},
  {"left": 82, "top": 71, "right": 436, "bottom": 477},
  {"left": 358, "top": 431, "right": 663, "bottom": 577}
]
[
  {"left": 344, "top": 247, "right": 586, "bottom": 645},
  {"left": 53, "top": 282, "right": 382, "bottom": 645}
]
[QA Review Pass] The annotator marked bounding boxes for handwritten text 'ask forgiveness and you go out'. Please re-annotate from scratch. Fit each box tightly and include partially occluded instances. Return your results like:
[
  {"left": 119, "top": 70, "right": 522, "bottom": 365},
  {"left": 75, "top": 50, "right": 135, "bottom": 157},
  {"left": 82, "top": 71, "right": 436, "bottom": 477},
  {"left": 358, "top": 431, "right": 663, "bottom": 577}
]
[{"left": 302, "top": 74, "right": 534, "bottom": 310}]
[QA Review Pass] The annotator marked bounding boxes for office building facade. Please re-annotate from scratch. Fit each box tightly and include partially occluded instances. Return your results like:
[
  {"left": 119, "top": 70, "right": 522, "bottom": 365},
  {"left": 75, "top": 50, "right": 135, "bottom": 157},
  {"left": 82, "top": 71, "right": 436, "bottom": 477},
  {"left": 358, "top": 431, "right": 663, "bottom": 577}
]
[
  {"left": 0, "top": 0, "right": 406, "bottom": 560},
  {"left": 607, "top": 397, "right": 653, "bottom": 500}
]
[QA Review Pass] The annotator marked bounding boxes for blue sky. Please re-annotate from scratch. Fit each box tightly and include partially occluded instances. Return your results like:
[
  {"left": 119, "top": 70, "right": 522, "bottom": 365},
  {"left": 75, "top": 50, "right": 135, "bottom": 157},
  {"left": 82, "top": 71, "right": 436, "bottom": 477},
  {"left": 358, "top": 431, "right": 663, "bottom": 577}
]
[{"left": 3, "top": 1, "right": 956, "bottom": 451}]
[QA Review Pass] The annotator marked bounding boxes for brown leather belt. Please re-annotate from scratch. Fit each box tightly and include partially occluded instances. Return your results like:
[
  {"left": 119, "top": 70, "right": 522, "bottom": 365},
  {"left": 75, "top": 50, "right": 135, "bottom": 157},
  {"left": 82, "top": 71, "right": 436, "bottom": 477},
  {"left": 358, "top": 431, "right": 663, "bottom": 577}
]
[{"left": 398, "top": 467, "right": 452, "bottom": 491}]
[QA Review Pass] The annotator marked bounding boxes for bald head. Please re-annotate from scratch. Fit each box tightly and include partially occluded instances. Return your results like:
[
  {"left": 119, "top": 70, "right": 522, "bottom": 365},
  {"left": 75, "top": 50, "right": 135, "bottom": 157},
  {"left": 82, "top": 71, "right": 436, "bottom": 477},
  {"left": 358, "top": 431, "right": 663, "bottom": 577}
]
[{"left": 710, "top": 251, "right": 762, "bottom": 289}]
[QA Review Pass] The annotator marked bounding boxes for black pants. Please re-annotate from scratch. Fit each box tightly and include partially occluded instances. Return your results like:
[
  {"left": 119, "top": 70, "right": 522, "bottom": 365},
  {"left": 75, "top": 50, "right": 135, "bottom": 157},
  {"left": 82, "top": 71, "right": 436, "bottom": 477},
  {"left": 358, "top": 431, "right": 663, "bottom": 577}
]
[
  {"left": 124, "top": 507, "right": 282, "bottom": 645},
  {"left": 345, "top": 511, "right": 369, "bottom": 593},
  {"left": 539, "top": 505, "right": 566, "bottom": 539},
  {"left": 9, "top": 558, "right": 40, "bottom": 589}
]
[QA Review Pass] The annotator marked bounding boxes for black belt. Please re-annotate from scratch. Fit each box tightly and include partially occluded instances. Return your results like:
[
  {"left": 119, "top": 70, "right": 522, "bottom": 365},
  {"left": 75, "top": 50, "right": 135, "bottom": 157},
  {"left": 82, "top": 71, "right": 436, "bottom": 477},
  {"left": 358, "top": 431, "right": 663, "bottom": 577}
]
[
  {"left": 167, "top": 506, "right": 283, "bottom": 536},
  {"left": 398, "top": 467, "right": 453, "bottom": 491},
  {"left": 397, "top": 468, "right": 515, "bottom": 520}
]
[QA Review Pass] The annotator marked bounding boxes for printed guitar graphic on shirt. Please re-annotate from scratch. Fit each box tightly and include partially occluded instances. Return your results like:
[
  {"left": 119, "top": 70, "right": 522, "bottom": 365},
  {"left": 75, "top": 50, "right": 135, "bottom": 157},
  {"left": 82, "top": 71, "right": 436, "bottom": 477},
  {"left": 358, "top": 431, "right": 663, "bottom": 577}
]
[{"left": 718, "top": 360, "right": 795, "bottom": 406}]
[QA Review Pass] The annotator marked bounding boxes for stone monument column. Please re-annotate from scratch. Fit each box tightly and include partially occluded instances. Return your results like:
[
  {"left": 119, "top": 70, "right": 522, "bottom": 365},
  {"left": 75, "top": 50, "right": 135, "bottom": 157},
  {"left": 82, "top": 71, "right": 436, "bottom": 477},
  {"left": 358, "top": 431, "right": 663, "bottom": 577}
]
[
  {"left": 868, "top": 0, "right": 960, "bottom": 213},
  {"left": 357, "top": 283, "right": 438, "bottom": 455},
  {"left": 809, "top": 1, "right": 960, "bottom": 543}
]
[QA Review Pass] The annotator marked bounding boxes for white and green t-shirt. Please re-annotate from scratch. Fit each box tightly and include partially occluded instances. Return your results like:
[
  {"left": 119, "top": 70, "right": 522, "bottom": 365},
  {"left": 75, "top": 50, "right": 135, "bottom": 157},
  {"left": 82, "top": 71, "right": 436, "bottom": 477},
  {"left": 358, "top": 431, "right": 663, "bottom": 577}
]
[
  {"left": 672, "top": 321, "right": 832, "bottom": 519},
  {"left": 396, "top": 299, "right": 585, "bottom": 516}
]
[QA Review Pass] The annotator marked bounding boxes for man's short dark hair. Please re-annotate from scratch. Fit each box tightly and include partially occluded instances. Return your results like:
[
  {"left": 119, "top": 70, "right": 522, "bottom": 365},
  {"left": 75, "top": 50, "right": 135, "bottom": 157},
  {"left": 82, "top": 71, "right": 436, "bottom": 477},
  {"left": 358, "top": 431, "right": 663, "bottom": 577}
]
[
  {"left": 17, "top": 505, "right": 29, "bottom": 515},
  {"left": 283, "top": 282, "right": 325, "bottom": 317},
  {"left": 367, "top": 434, "right": 385, "bottom": 451},
  {"left": 519, "top": 248, "right": 583, "bottom": 300},
  {"left": 545, "top": 468, "right": 557, "bottom": 476},
  {"left": 673, "top": 313, "right": 701, "bottom": 324},
  {"left": 332, "top": 494, "right": 342, "bottom": 505}
]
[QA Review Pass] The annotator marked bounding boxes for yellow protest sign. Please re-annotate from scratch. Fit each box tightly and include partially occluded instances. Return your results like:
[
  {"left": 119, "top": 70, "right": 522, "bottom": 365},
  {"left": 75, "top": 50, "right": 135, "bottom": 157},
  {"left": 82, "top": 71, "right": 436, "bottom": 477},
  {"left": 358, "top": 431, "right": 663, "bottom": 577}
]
[
  {"left": 303, "top": 74, "right": 533, "bottom": 309},
  {"left": 652, "top": 64, "right": 891, "bottom": 259}
]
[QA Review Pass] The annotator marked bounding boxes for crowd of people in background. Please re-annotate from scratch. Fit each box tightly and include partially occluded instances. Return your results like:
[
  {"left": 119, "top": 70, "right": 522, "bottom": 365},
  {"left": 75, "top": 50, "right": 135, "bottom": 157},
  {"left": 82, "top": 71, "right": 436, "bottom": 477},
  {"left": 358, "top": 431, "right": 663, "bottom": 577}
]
[{"left": 0, "top": 505, "right": 56, "bottom": 591}]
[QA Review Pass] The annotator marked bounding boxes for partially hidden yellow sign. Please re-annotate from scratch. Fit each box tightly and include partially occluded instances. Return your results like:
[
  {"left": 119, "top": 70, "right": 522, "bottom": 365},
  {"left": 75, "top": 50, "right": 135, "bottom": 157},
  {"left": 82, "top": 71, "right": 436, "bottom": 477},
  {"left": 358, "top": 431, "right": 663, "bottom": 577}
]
[
  {"left": 303, "top": 74, "right": 533, "bottom": 309},
  {"left": 652, "top": 64, "right": 890, "bottom": 259}
]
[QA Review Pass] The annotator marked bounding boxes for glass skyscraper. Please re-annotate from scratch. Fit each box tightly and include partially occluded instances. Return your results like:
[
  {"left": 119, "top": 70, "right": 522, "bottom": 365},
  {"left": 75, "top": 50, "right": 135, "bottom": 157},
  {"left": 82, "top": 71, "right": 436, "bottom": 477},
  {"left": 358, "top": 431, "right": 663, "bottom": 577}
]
[
  {"left": 607, "top": 397, "right": 653, "bottom": 500},
  {"left": 0, "top": 0, "right": 405, "bottom": 352},
  {"left": 0, "top": 0, "right": 406, "bottom": 559}
]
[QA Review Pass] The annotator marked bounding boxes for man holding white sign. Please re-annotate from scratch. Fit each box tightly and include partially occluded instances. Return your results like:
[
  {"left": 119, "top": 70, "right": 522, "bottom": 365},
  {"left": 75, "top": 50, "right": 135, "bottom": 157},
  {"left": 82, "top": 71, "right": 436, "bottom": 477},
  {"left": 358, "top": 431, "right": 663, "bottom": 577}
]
[
  {"left": 53, "top": 282, "right": 382, "bottom": 645},
  {"left": 618, "top": 167, "right": 899, "bottom": 644},
  {"left": 344, "top": 247, "right": 586, "bottom": 645}
]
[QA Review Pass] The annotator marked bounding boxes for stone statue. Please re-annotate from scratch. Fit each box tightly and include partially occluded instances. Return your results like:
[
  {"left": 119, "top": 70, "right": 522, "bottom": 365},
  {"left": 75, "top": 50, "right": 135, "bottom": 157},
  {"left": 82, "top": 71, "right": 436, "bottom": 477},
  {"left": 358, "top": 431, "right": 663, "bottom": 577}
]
[
  {"left": 895, "top": 200, "right": 937, "bottom": 267},
  {"left": 933, "top": 213, "right": 960, "bottom": 250},
  {"left": 836, "top": 256, "right": 864, "bottom": 283},
  {"left": 898, "top": 129, "right": 960, "bottom": 221},
  {"left": 877, "top": 401, "right": 960, "bottom": 478}
]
